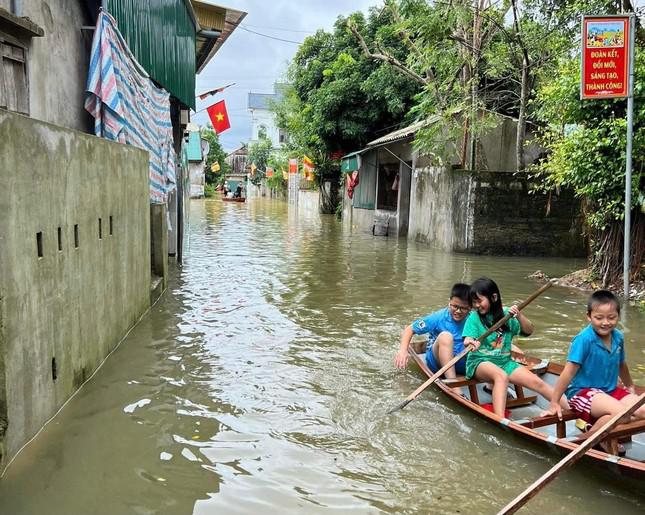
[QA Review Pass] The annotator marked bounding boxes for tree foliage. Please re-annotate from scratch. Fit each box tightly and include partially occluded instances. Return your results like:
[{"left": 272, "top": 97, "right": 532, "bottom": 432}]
[
  {"left": 273, "top": 7, "right": 422, "bottom": 168},
  {"left": 201, "top": 125, "right": 229, "bottom": 186},
  {"left": 247, "top": 132, "right": 273, "bottom": 186},
  {"left": 530, "top": 46, "right": 645, "bottom": 284}
]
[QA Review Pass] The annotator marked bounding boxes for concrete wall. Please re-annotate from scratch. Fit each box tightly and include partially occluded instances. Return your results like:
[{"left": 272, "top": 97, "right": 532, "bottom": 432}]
[
  {"left": 297, "top": 190, "right": 320, "bottom": 214},
  {"left": 467, "top": 171, "right": 585, "bottom": 256},
  {"left": 0, "top": 110, "right": 151, "bottom": 470},
  {"left": 408, "top": 167, "right": 585, "bottom": 257},
  {"left": 189, "top": 162, "right": 204, "bottom": 198},
  {"left": 0, "top": 0, "right": 93, "bottom": 132},
  {"left": 409, "top": 166, "right": 472, "bottom": 250}
]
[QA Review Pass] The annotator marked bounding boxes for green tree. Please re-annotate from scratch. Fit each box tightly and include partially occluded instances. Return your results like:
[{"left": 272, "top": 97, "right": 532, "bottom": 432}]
[
  {"left": 532, "top": 47, "right": 645, "bottom": 286},
  {"left": 273, "top": 8, "right": 422, "bottom": 172},
  {"left": 202, "top": 125, "right": 229, "bottom": 186},
  {"left": 247, "top": 131, "right": 273, "bottom": 185},
  {"left": 265, "top": 150, "right": 289, "bottom": 193}
]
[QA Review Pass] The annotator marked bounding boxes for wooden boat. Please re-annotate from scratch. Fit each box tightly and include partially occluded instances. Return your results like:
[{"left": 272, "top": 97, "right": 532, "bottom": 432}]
[
  {"left": 407, "top": 341, "right": 645, "bottom": 480},
  {"left": 222, "top": 196, "right": 246, "bottom": 203}
]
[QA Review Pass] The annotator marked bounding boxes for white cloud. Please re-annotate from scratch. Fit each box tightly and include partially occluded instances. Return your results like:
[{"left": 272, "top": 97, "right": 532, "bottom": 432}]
[{"left": 194, "top": 1, "right": 379, "bottom": 151}]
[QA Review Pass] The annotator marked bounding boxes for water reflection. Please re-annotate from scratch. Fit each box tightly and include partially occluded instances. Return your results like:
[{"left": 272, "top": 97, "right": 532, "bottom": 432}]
[{"left": 0, "top": 197, "right": 642, "bottom": 515}]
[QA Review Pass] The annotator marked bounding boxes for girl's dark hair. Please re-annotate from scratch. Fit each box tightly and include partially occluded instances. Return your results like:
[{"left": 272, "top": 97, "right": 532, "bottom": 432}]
[
  {"left": 587, "top": 290, "right": 621, "bottom": 314},
  {"left": 470, "top": 277, "right": 507, "bottom": 330},
  {"left": 450, "top": 283, "right": 471, "bottom": 303}
]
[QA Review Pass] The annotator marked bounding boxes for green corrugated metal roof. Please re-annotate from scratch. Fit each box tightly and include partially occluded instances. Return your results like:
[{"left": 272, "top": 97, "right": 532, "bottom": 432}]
[
  {"left": 104, "top": 0, "right": 196, "bottom": 109},
  {"left": 186, "top": 132, "right": 203, "bottom": 161}
]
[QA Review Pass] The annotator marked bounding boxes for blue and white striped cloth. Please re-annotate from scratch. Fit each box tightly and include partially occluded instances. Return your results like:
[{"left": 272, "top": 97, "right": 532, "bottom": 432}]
[{"left": 85, "top": 11, "right": 176, "bottom": 203}]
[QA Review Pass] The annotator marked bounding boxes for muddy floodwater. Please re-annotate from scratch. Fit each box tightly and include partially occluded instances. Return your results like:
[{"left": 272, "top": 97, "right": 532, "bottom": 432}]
[{"left": 1, "top": 198, "right": 643, "bottom": 514}]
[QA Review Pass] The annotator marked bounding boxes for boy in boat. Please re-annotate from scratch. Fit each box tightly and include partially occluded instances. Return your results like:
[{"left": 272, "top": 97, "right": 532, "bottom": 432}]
[
  {"left": 394, "top": 283, "right": 471, "bottom": 379},
  {"left": 542, "top": 290, "right": 644, "bottom": 444}
]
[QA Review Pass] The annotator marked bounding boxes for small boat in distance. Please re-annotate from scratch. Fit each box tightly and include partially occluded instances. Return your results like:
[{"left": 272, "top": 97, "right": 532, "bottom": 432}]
[
  {"left": 222, "top": 196, "right": 246, "bottom": 203},
  {"left": 407, "top": 341, "right": 645, "bottom": 480}
]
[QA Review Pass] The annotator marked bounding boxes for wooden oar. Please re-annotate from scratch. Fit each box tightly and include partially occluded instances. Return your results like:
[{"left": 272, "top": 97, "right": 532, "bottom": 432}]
[
  {"left": 498, "top": 392, "right": 645, "bottom": 514},
  {"left": 388, "top": 281, "right": 553, "bottom": 414}
]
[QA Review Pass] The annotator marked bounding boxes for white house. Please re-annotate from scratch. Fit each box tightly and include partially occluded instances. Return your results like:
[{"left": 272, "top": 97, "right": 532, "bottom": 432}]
[{"left": 247, "top": 83, "right": 287, "bottom": 148}]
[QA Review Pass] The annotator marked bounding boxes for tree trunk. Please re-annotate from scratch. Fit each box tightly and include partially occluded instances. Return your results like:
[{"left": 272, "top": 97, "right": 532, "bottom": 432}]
[
  {"left": 591, "top": 210, "right": 645, "bottom": 289},
  {"left": 516, "top": 56, "right": 529, "bottom": 171}
]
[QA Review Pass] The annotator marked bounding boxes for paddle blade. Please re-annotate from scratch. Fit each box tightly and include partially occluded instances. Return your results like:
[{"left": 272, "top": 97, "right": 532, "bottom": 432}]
[{"left": 387, "top": 398, "right": 412, "bottom": 414}]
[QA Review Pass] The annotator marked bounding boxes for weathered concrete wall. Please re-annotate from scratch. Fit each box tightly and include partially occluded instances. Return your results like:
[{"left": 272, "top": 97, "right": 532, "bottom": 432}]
[
  {"left": 297, "top": 190, "right": 320, "bottom": 214},
  {"left": 409, "top": 166, "right": 472, "bottom": 250},
  {"left": 189, "top": 162, "right": 204, "bottom": 198},
  {"left": 0, "top": 0, "right": 92, "bottom": 132},
  {"left": 467, "top": 171, "right": 585, "bottom": 256},
  {"left": 408, "top": 167, "right": 585, "bottom": 256},
  {"left": 0, "top": 110, "right": 151, "bottom": 470}
]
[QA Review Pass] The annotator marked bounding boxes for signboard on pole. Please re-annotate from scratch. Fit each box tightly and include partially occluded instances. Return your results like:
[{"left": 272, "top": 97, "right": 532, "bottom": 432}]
[{"left": 581, "top": 16, "right": 631, "bottom": 99}]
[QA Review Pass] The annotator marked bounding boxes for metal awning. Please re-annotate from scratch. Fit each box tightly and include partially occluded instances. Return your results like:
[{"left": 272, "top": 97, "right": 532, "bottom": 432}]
[
  {"left": 340, "top": 118, "right": 437, "bottom": 172},
  {"left": 365, "top": 118, "right": 436, "bottom": 149}
]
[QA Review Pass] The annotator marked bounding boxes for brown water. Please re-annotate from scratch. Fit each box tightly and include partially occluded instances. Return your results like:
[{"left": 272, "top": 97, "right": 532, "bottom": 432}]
[{"left": 0, "top": 198, "right": 643, "bottom": 515}]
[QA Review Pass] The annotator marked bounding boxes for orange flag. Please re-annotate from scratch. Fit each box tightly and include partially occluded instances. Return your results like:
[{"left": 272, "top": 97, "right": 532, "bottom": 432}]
[{"left": 206, "top": 100, "right": 231, "bottom": 134}]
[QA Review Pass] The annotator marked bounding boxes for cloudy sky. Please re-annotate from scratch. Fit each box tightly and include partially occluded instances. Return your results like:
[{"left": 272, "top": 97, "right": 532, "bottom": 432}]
[
  {"left": 193, "top": 1, "right": 378, "bottom": 152},
  {"left": 194, "top": 0, "right": 645, "bottom": 152}
]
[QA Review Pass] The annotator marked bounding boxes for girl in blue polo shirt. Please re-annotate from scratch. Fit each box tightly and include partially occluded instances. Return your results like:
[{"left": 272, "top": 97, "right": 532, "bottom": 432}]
[{"left": 543, "top": 290, "right": 644, "bottom": 447}]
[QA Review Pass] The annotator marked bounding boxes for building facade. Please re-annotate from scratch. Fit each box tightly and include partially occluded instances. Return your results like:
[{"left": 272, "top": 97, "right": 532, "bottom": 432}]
[
  {"left": 341, "top": 118, "right": 586, "bottom": 257},
  {"left": 248, "top": 83, "right": 287, "bottom": 148}
]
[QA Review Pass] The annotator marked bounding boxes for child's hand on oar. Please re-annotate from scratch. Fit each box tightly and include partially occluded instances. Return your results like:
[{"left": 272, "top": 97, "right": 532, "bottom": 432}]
[{"left": 464, "top": 337, "right": 480, "bottom": 350}]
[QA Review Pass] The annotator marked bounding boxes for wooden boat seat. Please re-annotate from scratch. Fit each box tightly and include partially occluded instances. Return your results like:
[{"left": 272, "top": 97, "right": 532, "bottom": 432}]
[
  {"left": 600, "top": 418, "right": 645, "bottom": 455},
  {"left": 520, "top": 410, "right": 579, "bottom": 438},
  {"left": 443, "top": 376, "right": 537, "bottom": 408},
  {"left": 521, "top": 413, "right": 645, "bottom": 444}
]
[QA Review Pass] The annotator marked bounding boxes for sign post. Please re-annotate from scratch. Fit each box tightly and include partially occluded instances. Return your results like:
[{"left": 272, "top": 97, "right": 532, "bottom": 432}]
[{"left": 581, "top": 14, "right": 634, "bottom": 300}]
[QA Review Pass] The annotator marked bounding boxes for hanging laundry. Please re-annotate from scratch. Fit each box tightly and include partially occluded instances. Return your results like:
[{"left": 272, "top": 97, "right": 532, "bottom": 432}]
[
  {"left": 85, "top": 11, "right": 176, "bottom": 203},
  {"left": 347, "top": 171, "right": 359, "bottom": 199}
]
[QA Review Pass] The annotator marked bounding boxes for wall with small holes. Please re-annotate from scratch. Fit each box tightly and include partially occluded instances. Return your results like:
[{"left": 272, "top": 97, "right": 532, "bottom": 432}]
[{"left": 0, "top": 109, "right": 151, "bottom": 471}]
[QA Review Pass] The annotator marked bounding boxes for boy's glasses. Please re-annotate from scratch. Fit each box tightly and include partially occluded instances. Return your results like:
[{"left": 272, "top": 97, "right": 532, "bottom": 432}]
[{"left": 449, "top": 304, "right": 470, "bottom": 313}]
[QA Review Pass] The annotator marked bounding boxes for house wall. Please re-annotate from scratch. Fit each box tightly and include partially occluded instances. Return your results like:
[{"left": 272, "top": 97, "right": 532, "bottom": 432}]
[
  {"left": 249, "top": 108, "right": 281, "bottom": 148},
  {"left": 408, "top": 166, "right": 472, "bottom": 250},
  {"left": 0, "top": 0, "right": 93, "bottom": 132},
  {"left": 342, "top": 131, "right": 584, "bottom": 256},
  {"left": 0, "top": 110, "right": 151, "bottom": 471},
  {"left": 189, "top": 162, "right": 205, "bottom": 198}
]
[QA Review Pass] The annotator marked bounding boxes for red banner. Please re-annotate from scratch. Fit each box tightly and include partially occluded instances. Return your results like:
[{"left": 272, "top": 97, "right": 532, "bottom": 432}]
[
  {"left": 581, "top": 16, "right": 630, "bottom": 99},
  {"left": 288, "top": 158, "right": 298, "bottom": 174}
]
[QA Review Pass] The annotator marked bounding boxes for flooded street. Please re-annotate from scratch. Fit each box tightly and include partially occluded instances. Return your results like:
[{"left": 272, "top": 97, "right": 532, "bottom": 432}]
[{"left": 1, "top": 198, "right": 643, "bottom": 514}]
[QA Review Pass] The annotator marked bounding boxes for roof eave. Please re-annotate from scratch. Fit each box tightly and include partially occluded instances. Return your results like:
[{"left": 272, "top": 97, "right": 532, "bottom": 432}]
[{"left": 193, "top": 2, "right": 247, "bottom": 73}]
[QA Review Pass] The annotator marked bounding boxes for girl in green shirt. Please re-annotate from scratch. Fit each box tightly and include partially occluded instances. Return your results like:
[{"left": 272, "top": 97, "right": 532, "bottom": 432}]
[{"left": 463, "top": 277, "right": 567, "bottom": 418}]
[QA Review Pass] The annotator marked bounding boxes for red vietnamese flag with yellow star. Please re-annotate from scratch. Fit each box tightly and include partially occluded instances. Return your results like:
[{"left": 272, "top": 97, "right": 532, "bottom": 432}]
[{"left": 206, "top": 100, "right": 231, "bottom": 134}]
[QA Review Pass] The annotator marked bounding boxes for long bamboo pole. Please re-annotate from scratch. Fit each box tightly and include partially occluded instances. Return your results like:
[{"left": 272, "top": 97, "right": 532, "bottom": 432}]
[{"left": 498, "top": 392, "right": 645, "bottom": 514}]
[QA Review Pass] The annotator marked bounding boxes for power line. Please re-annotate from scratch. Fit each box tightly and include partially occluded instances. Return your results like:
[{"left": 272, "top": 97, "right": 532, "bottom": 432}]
[
  {"left": 241, "top": 23, "right": 315, "bottom": 34},
  {"left": 238, "top": 26, "right": 303, "bottom": 44}
]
